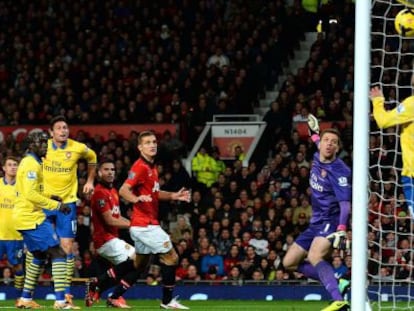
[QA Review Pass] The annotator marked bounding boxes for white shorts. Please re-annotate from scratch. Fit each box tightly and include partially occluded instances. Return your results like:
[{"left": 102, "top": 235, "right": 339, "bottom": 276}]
[
  {"left": 97, "top": 238, "right": 135, "bottom": 265},
  {"left": 130, "top": 225, "right": 172, "bottom": 254}
]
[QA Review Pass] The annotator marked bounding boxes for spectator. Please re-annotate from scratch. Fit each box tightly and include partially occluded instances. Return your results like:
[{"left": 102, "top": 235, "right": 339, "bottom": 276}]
[
  {"left": 223, "top": 245, "right": 242, "bottom": 275},
  {"left": 227, "top": 266, "right": 243, "bottom": 285},
  {"left": 184, "top": 265, "right": 201, "bottom": 282},
  {"left": 1, "top": 267, "right": 13, "bottom": 285},
  {"left": 332, "top": 256, "right": 348, "bottom": 279},
  {"left": 251, "top": 269, "right": 265, "bottom": 282},
  {"left": 217, "top": 228, "right": 233, "bottom": 256},
  {"left": 249, "top": 224, "right": 269, "bottom": 257},
  {"left": 176, "top": 257, "right": 191, "bottom": 282},
  {"left": 192, "top": 146, "right": 217, "bottom": 190},
  {"left": 204, "top": 265, "right": 224, "bottom": 284},
  {"left": 211, "top": 147, "right": 226, "bottom": 181},
  {"left": 171, "top": 215, "right": 193, "bottom": 244},
  {"left": 207, "top": 48, "right": 230, "bottom": 70},
  {"left": 158, "top": 130, "right": 185, "bottom": 163},
  {"left": 234, "top": 145, "right": 245, "bottom": 161},
  {"left": 201, "top": 245, "right": 225, "bottom": 277},
  {"left": 259, "top": 258, "right": 275, "bottom": 281}
]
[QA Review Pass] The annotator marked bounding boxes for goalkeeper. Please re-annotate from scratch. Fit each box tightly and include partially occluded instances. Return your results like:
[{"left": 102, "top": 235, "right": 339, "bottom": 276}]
[
  {"left": 282, "top": 115, "right": 351, "bottom": 311},
  {"left": 371, "top": 86, "right": 414, "bottom": 218}
]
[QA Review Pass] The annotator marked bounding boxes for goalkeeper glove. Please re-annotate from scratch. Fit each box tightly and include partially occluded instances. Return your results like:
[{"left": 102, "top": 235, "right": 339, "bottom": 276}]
[
  {"left": 307, "top": 113, "right": 320, "bottom": 136},
  {"left": 57, "top": 202, "right": 71, "bottom": 215},
  {"left": 327, "top": 227, "right": 347, "bottom": 250}
]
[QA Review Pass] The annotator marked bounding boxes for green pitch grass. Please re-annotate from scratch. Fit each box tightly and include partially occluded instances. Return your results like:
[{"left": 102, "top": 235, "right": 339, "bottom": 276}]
[{"left": 0, "top": 299, "right": 410, "bottom": 310}]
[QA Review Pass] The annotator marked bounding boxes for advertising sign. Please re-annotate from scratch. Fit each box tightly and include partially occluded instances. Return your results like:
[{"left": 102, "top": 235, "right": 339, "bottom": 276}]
[{"left": 211, "top": 125, "right": 259, "bottom": 159}]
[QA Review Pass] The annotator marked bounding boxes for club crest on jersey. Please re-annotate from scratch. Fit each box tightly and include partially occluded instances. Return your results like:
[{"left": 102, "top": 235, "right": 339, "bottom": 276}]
[
  {"left": 338, "top": 177, "right": 348, "bottom": 187},
  {"left": 65, "top": 151, "right": 72, "bottom": 159},
  {"left": 27, "top": 171, "right": 37, "bottom": 180},
  {"left": 98, "top": 199, "right": 105, "bottom": 208},
  {"left": 128, "top": 172, "right": 135, "bottom": 180},
  {"left": 321, "top": 169, "right": 327, "bottom": 178},
  {"left": 152, "top": 181, "right": 160, "bottom": 193},
  {"left": 397, "top": 103, "right": 405, "bottom": 114},
  {"left": 163, "top": 241, "right": 171, "bottom": 249}
]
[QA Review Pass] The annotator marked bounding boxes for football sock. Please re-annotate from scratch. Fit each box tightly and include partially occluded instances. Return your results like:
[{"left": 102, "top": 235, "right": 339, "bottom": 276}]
[
  {"left": 315, "top": 261, "right": 343, "bottom": 301},
  {"left": 14, "top": 268, "right": 24, "bottom": 298},
  {"left": 161, "top": 264, "right": 176, "bottom": 304},
  {"left": 298, "top": 262, "right": 320, "bottom": 280},
  {"left": 25, "top": 251, "right": 34, "bottom": 272},
  {"left": 111, "top": 269, "right": 141, "bottom": 299},
  {"left": 113, "top": 259, "right": 135, "bottom": 279},
  {"left": 52, "top": 258, "right": 67, "bottom": 302},
  {"left": 96, "top": 268, "right": 118, "bottom": 293},
  {"left": 21, "top": 257, "right": 43, "bottom": 299},
  {"left": 65, "top": 253, "right": 75, "bottom": 295}
]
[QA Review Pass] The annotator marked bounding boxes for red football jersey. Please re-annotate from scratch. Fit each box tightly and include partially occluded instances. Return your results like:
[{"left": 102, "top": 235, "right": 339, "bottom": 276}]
[
  {"left": 90, "top": 183, "right": 121, "bottom": 249},
  {"left": 124, "top": 157, "right": 160, "bottom": 226}
]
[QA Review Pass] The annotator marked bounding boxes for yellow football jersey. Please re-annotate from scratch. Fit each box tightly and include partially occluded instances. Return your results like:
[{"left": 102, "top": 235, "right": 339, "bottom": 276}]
[
  {"left": 0, "top": 178, "right": 22, "bottom": 240},
  {"left": 13, "top": 154, "right": 60, "bottom": 230},
  {"left": 43, "top": 138, "right": 97, "bottom": 203},
  {"left": 372, "top": 95, "right": 414, "bottom": 177}
]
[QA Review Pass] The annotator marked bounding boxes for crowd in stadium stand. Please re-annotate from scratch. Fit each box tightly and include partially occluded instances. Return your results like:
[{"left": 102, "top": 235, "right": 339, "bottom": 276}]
[{"left": 0, "top": 0, "right": 409, "bottom": 286}]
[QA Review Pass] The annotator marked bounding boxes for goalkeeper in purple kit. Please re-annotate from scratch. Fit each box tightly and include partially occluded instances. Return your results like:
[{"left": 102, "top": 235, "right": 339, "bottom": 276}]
[{"left": 283, "top": 114, "right": 351, "bottom": 311}]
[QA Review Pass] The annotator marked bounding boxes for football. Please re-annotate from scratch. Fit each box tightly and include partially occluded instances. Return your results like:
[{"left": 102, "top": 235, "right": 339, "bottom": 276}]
[{"left": 395, "top": 8, "right": 414, "bottom": 37}]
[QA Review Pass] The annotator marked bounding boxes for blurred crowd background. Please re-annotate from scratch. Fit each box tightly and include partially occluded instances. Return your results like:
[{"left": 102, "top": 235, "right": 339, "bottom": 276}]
[{"left": 0, "top": 0, "right": 408, "bottom": 286}]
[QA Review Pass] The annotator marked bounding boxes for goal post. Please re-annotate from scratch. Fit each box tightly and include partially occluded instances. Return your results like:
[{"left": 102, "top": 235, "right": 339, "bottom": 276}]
[{"left": 352, "top": 0, "right": 371, "bottom": 310}]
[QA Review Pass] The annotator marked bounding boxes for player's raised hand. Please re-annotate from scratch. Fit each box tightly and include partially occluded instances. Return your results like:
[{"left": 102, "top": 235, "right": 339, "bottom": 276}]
[
  {"left": 307, "top": 113, "right": 320, "bottom": 136},
  {"left": 173, "top": 188, "right": 191, "bottom": 202},
  {"left": 370, "top": 86, "right": 384, "bottom": 100}
]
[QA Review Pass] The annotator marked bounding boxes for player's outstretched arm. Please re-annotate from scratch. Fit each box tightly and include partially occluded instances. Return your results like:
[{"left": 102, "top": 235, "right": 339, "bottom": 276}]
[
  {"left": 326, "top": 200, "right": 351, "bottom": 250},
  {"left": 172, "top": 187, "right": 191, "bottom": 202},
  {"left": 307, "top": 113, "right": 320, "bottom": 144},
  {"left": 159, "top": 188, "right": 191, "bottom": 202},
  {"left": 83, "top": 163, "right": 97, "bottom": 195},
  {"left": 119, "top": 183, "right": 152, "bottom": 204},
  {"left": 371, "top": 86, "right": 414, "bottom": 128}
]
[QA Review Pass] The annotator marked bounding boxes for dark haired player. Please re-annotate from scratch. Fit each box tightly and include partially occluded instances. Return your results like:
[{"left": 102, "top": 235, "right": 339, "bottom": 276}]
[{"left": 283, "top": 116, "right": 351, "bottom": 311}]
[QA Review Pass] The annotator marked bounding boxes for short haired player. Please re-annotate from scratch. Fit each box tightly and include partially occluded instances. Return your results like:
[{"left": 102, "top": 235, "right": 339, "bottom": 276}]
[
  {"left": 0, "top": 156, "right": 24, "bottom": 305},
  {"left": 282, "top": 115, "right": 351, "bottom": 311},
  {"left": 86, "top": 159, "right": 145, "bottom": 308},
  {"left": 119, "top": 130, "right": 190, "bottom": 309},
  {"left": 41, "top": 115, "right": 97, "bottom": 308}
]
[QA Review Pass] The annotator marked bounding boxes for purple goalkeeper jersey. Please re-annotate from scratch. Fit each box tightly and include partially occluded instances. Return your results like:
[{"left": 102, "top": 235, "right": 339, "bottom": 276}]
[{"left": 309, "top": 152, "right": 351, "bottom": 224}]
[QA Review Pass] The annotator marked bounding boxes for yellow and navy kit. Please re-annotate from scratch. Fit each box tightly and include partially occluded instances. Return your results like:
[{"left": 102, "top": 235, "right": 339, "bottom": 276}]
[
  {"left": 43, "top": 138, "right": 97, "bottom": 203},
  {"left": 0, "top": 178, "right": 22, "bottom": 240},
  {"left": 13, "top": 153, "right": 60, "bottom": 230},
  {"left": 372, "top": 95, "right": 414, "bottom": 177}
]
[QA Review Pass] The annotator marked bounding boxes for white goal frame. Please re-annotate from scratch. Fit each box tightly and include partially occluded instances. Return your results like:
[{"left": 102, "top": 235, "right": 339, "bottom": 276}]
[{"left": 352, "top": 1, "right": 371, "bottom": 310}]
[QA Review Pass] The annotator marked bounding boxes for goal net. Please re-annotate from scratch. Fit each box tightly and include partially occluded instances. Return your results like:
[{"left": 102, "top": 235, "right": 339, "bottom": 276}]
[{"left": 369, "top": 0, "right": 414, "bottom": 308}]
